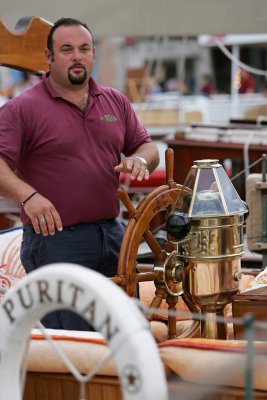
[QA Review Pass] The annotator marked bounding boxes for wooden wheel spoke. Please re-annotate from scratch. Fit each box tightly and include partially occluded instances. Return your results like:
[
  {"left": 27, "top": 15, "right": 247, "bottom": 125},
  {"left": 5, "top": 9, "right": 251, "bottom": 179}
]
[
  {"left": 117, "top": 187, "right": 136, "bottom": 217},
  {"left": 146, "top": 295, "right": 164, "bottom": 322},
  {"left": 143, "top": 229, "right": 166, "bottom": 262},
  {"left": 165, "top": 148, "right": 174, "bottom": 185},
  {"left": 136, "top": 271, "right": 160, "bottom": 283}
]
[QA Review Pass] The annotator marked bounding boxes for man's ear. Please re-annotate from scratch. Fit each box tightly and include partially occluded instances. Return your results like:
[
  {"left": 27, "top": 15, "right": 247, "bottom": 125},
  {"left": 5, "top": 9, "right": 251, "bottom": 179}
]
[{"left": 44, "top": 48, "right": 53, "bottom": 64}]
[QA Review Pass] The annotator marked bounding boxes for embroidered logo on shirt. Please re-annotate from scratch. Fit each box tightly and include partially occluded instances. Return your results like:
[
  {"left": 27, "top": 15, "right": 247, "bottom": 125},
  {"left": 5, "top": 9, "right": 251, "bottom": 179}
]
[{"left": 101, "top": 115, "right": 117, "bottom": 122}]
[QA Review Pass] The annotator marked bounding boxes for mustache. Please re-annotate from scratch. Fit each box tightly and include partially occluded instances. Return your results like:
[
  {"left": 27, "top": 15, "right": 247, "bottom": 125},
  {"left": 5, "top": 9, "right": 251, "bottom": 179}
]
[{"left": 69, "top": 63, "right": 85, "bottom": 70}]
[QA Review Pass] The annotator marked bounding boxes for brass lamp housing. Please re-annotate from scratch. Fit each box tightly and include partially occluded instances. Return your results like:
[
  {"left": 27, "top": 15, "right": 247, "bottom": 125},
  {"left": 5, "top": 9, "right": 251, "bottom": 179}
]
[{"left": 165, "top": 159, "right": 247, "bottom": 339}]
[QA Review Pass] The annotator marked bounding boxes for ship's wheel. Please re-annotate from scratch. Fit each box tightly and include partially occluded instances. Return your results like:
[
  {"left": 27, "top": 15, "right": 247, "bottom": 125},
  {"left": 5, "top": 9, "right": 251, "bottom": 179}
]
[{"left": 110, "top": 149, "right": 200, "bottom": 339}]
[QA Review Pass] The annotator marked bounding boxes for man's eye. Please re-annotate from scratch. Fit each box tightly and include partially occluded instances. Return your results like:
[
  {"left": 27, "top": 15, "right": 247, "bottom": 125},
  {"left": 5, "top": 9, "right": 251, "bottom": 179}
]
[{"left": 62, "top": 48, "right": 71, "bottom": 53}]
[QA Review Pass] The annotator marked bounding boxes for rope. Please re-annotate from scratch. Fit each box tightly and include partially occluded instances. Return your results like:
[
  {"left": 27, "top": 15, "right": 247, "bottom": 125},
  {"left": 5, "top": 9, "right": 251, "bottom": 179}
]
[
  {"left": 33, "top": 314, "right": 151, "bottom": 400},
  {"left": 35, "top": 320, "right": 116, "bottom": 397},
  {"left": 19, "top": 319, "right": 117, "bottom": 400},
  {"left": 214, "top": 37, "right": 267, "bottom": 77},
  {"left": 230, "top": 156, "right": 263, "bottom": 182},
  {"left": 136, "top": 298, "right": 267, "bottom": 331}
]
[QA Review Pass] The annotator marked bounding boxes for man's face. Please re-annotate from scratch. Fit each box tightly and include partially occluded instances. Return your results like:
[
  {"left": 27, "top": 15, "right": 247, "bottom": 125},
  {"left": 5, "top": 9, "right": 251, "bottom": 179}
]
[{"left": 45, "top": 24, "right": 95, "bottom": 87}]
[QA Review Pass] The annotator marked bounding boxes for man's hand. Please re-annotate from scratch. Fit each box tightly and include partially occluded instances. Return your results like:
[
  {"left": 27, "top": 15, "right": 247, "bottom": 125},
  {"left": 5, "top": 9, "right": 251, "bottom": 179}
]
[
  {"left": 23, "top": 193, "right": 63, "bottom": 236},
  {"left": 114, "top": 157, "right": 149, "bottom": 181}
]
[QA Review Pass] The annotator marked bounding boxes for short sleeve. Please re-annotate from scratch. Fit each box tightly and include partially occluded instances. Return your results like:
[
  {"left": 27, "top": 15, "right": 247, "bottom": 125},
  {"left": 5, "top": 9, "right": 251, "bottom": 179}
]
[{"left": 0, "top": 100, "right": 25, "bottom": 170}]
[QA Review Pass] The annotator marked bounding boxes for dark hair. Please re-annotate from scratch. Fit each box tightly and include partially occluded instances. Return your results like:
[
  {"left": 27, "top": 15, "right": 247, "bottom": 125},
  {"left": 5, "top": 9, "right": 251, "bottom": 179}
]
[{"left": 47, "top": 17, "right": 93, "bottom": 54}]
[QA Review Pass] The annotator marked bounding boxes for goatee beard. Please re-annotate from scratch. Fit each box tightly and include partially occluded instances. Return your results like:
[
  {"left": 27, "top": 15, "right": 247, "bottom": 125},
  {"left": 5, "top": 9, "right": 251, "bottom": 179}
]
[{"left": 68, "top": 68, "right": 87, "bottom": 85}]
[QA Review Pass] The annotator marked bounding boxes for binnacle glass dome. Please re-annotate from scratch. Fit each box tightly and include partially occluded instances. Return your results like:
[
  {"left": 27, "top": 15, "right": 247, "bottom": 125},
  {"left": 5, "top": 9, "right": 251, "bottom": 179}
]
[{"left": 179, "top": 159, "right": 248, "bottom": 217}]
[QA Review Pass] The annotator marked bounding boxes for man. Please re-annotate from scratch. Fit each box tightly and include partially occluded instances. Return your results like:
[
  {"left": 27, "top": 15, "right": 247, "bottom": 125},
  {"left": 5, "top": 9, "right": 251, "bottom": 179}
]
[
  {"left": 0, "top": 18, "right": 159, "bottom": 330},
  {"left": 239, "top": 69, "right": 255, "bottom": 94}
]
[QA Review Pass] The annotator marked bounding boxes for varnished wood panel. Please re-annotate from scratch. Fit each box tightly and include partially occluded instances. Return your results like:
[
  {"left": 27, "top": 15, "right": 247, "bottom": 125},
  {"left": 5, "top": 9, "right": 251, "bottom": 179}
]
[
  {"left": 232, "top": 300, "right": 267, "bottom": 340},
  {"left": 102, "top": 384, "right": 119, "bottom": 400},
  {"left": 232, "top": 287, "right": 267, "bottom": 340},
  {"left": 0, "top": 17, "right": 52, "bottom": 73},
  {"left": 88, "top": 382, "right": 102, "bottom": 400},
  {"left": 47, "top": 380, "right": 62, "bottom": 400},
  {"left": 24, "top": 371, "right": 267, "bottom": 400},
  {"left": 24, "top": 372, "right": 123, "bottom": 400},
  {"left": 23, "top": 379, "right": 36, "bottom": 400},
  {"left": 61, "top": 380, "right": 79, "bottom": 400},
  {"left": 34, "top": 378, "right": 48, "bottom": 400}
]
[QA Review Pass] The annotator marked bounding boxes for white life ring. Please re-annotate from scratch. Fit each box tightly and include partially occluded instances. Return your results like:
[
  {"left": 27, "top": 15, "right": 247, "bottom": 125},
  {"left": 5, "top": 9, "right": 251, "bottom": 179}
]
[{"left": 0, "top": 263, "right": 168, "bottom": 400}]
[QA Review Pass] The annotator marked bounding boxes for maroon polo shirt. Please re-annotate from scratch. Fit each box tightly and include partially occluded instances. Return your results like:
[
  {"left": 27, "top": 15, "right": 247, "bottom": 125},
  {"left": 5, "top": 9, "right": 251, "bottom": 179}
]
[{"left": 0, "top": 73, "right": 151, "bottom": 226}]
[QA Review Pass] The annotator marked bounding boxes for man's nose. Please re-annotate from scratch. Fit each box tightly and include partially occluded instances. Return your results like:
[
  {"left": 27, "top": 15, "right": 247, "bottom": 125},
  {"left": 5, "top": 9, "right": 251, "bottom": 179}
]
[{"left": 72, "top": 49, "right": 82, "bottom": 61}]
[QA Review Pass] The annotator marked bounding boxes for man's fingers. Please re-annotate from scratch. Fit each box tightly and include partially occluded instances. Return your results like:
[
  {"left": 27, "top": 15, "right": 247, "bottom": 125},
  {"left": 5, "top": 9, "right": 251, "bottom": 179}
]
[
  {"left": 44, "top": 212, "right": 56, "bottom": 236},
  {"left": 32, "top": 216, "right": 41, "bottom": 235},
  {"left": 114, "top": 162, "right": 124, "bottom": 172},
  {"left": 114, "top": 157, "right": 149, "bottom": 181},
  {"left": 38, "top": 209, "right": 63, "bottom": 236},
  {"left": 25, "top": 196, "right": 63, "bottom": 236},
  {"left": 32, "top": 210, "right": 63, "bottom": 237},
  {"left": 135, "top": 168, "right": 149, "bottom": 181},
  {"left": 130, "top": 161, "right": 140, "bottom": 180},
  {"left": 143, "top": 169, "right": 150, "bottom": 181},
  {"left": 114, "top": 159, "right": 134, "bottom": 174},
  {"left": 51, "top": 209, "right": 63, "bottom": 233},
  {"left": 130, "top": 161, "right": 149, "bottom": 181},
  {"left": 38, "top": 215, "right": 49, "bottom": 236}
]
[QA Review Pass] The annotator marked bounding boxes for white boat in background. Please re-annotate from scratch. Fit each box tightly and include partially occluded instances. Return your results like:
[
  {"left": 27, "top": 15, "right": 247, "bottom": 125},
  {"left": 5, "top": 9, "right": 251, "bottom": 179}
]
[{"left": 133, "top": 92, "right": 267, "bottom": 130}]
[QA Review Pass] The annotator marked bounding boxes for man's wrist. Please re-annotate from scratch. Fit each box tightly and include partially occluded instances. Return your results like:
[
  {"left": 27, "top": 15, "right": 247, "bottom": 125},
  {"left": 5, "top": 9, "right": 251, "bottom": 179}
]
[
  {"left": 21, "top": 191, "right": 38, "bottom": 206},
  {"left": 132, "top": 155, "right": 148, "bottom": 168}
]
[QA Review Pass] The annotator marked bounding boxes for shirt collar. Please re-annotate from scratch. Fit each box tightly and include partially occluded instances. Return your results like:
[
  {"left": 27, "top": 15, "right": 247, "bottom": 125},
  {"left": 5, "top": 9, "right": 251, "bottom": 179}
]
[{"left": 42, "top": 71, "right": 101, "bottom": 98}]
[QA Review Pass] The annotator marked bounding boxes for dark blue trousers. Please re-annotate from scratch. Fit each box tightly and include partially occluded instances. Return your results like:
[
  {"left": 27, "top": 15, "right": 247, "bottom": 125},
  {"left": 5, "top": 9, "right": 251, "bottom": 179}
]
[{"left": 20, "top": 219, "right": 125, "bottom": 331}]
